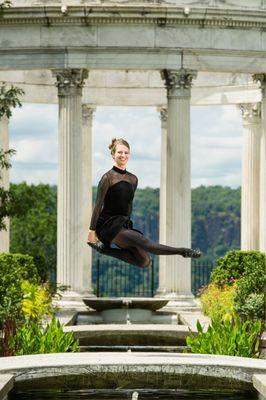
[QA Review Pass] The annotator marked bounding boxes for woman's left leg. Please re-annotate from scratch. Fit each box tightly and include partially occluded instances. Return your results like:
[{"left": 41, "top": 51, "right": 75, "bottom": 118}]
[{"left": 111, "top": 228, "right": 201, "bottom": 258}]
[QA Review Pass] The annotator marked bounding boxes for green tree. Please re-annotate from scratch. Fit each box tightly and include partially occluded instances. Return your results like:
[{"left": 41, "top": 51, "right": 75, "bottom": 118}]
[
  {"left": 0, "top": 149, "right": 15, "bottom": 230},
  {"left": 10, "top": 183, "right": 57, "bottom": 282},
  {"left": 0, "top": 83, "right": 24, "bottom": 119},
  {"left": 192, "top": 185, "right": 241, "bottom": 262},
  {"left": 0, "top": 83, "right": 24, "bottom": 230}
]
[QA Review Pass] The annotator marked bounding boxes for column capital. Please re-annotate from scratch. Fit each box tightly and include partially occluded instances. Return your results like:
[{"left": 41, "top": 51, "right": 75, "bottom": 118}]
[
  {"left": 157, "top": 107, "right": 168, "bottom": 122},
  {"left": 239, "top": 103, "right": 261, "bottom": 125},
  {"left": 253, "top": 73, "right": 266, "bottom": 96},
  {"left": 82, "top": 104, "right": 96, "bottom": 120},
  {"left": 53, "top": 69, "right": 88, "bottom": 97},
  {"left": 161, "top": 68, "right": 197, "bottom": 98}
]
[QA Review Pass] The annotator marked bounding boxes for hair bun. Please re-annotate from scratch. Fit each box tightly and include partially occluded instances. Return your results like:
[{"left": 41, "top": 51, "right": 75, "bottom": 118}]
[{"left": 108, "top": 137, "right": 117, "bottom": 150}]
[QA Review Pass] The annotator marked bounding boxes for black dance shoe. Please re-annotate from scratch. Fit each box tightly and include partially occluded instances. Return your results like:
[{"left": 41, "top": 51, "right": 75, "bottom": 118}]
[
  {"left": 181, "top": 248, "right": 202, "bottom": 258},
  {"left": 87, "top": 241, "right": 107, "bottom": 254}
]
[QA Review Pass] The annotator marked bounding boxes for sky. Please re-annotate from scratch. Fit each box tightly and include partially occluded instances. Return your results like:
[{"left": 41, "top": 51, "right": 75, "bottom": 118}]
[{"left": 7, "top": 103, "right": 243, "bottom": 189}]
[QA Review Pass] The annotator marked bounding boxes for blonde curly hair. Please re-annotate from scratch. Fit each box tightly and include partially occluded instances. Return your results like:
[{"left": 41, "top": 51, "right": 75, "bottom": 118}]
[{"left": 108, "top": 138, "right": 130, "bottom": 155}]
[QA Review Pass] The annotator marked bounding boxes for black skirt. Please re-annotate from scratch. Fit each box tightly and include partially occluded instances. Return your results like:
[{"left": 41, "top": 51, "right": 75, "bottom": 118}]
[{"left": 95, "top": 215, "right": 143, "bottom": 246}]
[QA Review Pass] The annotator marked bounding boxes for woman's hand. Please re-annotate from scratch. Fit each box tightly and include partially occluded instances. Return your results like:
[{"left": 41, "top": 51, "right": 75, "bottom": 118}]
[{"left": 87, "top": 230, "right": 98, "bottom": 244}]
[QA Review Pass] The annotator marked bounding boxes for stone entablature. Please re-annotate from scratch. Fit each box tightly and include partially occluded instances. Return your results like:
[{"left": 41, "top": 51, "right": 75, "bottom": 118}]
[{"left": 1, "top": 5, "right": 266, "bottom": 29}]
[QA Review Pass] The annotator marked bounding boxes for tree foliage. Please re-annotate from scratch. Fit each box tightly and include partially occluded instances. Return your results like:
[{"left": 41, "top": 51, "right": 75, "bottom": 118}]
[
  {"left": 0, "top": 82, "right": 24, "bottom": 230},
  {"left": 10, "top": 183, "right": 57, "bottom": 282},
  {"left": 0, "top": 83, "right": 24, "bottom": 119}
]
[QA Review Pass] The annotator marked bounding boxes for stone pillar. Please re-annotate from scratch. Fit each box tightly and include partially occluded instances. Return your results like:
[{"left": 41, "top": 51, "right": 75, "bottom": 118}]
[
  {"left": 0, "top": 116, "right": 10, "bottom": 253},
  {"left": 253, "top": 74, "right": 266, "bottom": 253},
  {"left": 239, "top": 103, "right": 261, "bottom": 250},
  {"left": 82, "top": 104, "right": 96, "bottom": 297},
  {"left": 160, "top": 68, "right": 197, "bottom": 306},
  {"left": 54, "top": 68, "right": 88, "bottom": 297},
  {"left": 156, "top": 107, "right": 168, "bottom": 296}
]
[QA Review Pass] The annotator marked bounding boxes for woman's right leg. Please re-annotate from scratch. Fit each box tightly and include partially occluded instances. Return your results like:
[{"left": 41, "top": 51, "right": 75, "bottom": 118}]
[{"left": 88, "top": 242, "right": 150, "bottom": 268}]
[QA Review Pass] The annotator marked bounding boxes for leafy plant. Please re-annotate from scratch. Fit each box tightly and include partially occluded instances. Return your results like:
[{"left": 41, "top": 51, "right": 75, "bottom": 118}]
[
  {"left": 200, "top": 283, "right": 236, "bottom": 321},
  {"left": 234, "top": 254, "right": 266, "bottom": 321},
  {"left": 235, "top": 293, "right": 265, "bottom": 321},
  {"left": 211, "top": 250, "right": 262, "bottom": 287},
  {"left": 9, "top": 317, "right": 79, "bottom": 355},
  {"left": 0, "top": 82, "right": 24, "bottom": 230},
  {"left": 0, "top": 83, "right": 24, "bottom": 119},
  {"left": 21, "top": 281, "right": 53, "bottom": 320},
  {"left": 0, "top": 253, "right": 39, "bottom": 356},
  {"left": 0, "top": 149, "right": 16, "bottom": 231},
  {"left": 10, "top": 183, "right": 57, "bottom": 282},
  {"left": 186, "top": 317, "right": 262, "bottom": 358}
]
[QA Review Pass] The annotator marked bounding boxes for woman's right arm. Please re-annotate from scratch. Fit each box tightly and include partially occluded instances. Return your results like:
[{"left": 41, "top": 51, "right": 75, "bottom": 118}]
[{"left": 88, "top": 173, "right": 110, "bottom": 243}]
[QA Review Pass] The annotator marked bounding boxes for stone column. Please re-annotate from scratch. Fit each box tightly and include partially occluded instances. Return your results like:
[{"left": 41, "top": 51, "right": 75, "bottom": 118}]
[
  {"left": 156, "top": 107, "right": 168, "bottom": 296},
  {"left": 82, "top": 104, "right": 96, "bottom": 297},
  {"left": 0, "top": 116, "right": 10, "bottom": 253},
  {"left": 54, "top": 68, "right": 88, "bottom": 297},
  {"left": 253, "top": 74, "right": 266, "bottom": 253},
  {"left": 160, "top": 68, "right": 197, "bottom": 306},
  {"left": 239, "top": 103, "right": 261, "bottom": 250}
]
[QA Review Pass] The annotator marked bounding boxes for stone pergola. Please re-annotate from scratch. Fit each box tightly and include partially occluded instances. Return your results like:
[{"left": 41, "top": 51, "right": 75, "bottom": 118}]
[{"left": 0, "top": 0, "right": 265, "bottom": 306}]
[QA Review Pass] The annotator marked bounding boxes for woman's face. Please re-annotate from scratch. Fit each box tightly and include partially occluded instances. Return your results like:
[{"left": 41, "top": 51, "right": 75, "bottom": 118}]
[{"left": 112, "top": 144, "right": 130, "bottom": 168}]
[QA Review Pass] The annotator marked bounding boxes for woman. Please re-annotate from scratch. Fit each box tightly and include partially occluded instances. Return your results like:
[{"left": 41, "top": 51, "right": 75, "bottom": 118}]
[{"left": 87, "top": 138, "right": 201, "bottom": 268}]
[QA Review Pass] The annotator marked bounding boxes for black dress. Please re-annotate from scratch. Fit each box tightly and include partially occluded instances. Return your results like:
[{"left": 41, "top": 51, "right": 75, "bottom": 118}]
[{"left": 89, "top": 165, "right": 142, "bottom": 246}]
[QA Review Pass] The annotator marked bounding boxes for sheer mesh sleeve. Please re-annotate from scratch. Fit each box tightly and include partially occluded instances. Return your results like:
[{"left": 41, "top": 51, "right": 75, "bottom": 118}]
[
  {"left": 127, "top": 175, "right": 138, "bottom": 216},
  {"left": 89, "top": 173, "right": 110, "bottom": 230}
]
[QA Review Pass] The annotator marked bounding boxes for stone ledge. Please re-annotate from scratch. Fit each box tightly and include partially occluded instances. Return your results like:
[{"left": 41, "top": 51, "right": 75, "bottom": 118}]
[
  {"left": 179, "top": 311, "right": 210, "bottom": 331},
  {"left": 63, "top": 324, "right": 191, "bottom": 346},
  {"left": 253, "top": 374, "right": 266, "bottom": 399},
  {"left": 0, "top": 374, "right": 14, "bottom": 400}
]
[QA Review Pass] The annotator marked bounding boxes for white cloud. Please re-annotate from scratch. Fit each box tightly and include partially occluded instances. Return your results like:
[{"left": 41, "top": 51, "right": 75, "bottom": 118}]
[
  {"left": 10, "top": 166, "right": 58, "bottom": 185},
  {"left": 10, "top": 138, "right": 58, "bottom": 164}
]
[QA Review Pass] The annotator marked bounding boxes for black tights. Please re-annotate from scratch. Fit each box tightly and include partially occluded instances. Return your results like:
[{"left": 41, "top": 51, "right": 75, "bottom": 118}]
[{"left": 99, "top": 228, "right": 191, "bottom": 268}]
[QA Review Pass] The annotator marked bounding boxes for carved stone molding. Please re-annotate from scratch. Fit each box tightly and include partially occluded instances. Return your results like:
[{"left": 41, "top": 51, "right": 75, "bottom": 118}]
[
  {"left": 82, "top": 104, "right": 96, "bottom": 120},
  {"left": 54, "top": 69, "right": 88, "bottom": 97},
  {"left": 161, "top": 69, "right": 197, "bottom": 98},
  {"left": 1, "top": 13, "right": 266, "bottom": 30},
  {"left": 253, "top": 73, "right": 266, "bottom": 96},
  {"left": 239, "top": 103, "right": 261, "bottom": 123},
  {"left": 158, "top": 107, "right": 167, "bottom": 123}
]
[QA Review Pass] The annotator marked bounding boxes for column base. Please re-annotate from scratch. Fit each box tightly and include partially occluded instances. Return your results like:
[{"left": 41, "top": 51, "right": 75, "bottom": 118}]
[
  {"left": 156, "top": 291, "right": 198, "bottom": 310},
  {"left": 54, "top": 290, "right": 95, "bottom": 311}
]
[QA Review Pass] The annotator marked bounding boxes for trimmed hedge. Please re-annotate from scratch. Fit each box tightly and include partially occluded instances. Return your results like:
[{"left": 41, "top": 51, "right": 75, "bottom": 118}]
[{"left": 210, "top": 250, "right": 266, "bottom": 321}]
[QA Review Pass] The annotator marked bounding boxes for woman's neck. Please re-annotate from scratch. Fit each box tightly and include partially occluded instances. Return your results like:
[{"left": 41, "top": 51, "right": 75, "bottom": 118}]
[
  {"left": 114, "top": 164, "right": 126, "bottom": 171},
  {"left": 112, "top": 165, "right": 127, "bottom": 174}
]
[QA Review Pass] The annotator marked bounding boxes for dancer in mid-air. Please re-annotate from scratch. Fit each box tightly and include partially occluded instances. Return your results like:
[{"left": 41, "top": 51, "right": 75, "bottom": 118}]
[{"left": 87, "top": 138, "right": 201, "bottom": 268}]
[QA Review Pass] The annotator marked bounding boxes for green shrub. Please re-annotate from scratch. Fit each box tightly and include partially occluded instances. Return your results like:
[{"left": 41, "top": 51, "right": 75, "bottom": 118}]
[
  {"left": 200, "top": 283, "right": 236, "bottom": 321},
  {"left": 211, "top": 250, "right": 264, "bottom": 287},
  {"left": 186, "top": 317, "right": 262, "bottom": 358},
  {"left": 234, "top": 254, "right": 266, "bottom": 321},
  {"left": 0, "top": 253, "right": 39, "bottom": 355},
  {"left": 21, "top": 281, "right": 53, "bottom": 320},
  {"left": 9, "top": 317, "right": 79, "bottom": 355},
  {"left": 235, "top": 293, "right": 265, "bottom": 321},
  {"left": 207, "top": 250, "right": 265, "bottom": 321},
  {"left": 0, "top": 253, "right": 39, "bottom": 323},
  {"left": 210, "top": 250, "right": 244, "bottom": 286}
]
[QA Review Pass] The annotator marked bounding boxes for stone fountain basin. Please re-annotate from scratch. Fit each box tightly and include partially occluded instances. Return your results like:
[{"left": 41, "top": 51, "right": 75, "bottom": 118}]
[
  {"left": 83, "top": 297, "right": 169, "bottom": 312},
  {"left": 81, "top": 297, "right": 173, "bottom": 325}
]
